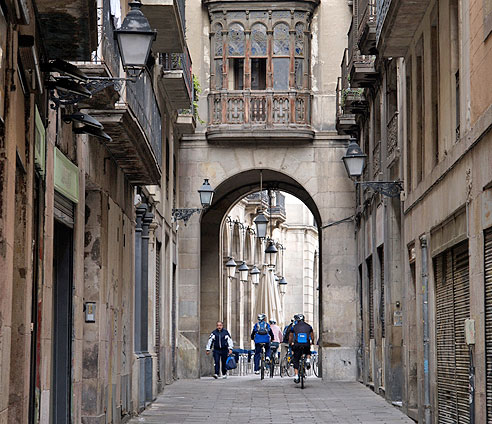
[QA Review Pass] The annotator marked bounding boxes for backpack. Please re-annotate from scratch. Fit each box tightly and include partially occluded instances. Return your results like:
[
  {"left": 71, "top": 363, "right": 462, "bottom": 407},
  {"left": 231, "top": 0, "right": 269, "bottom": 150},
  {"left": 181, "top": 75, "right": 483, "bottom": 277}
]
[
  {"left": 257, "top": 321, "right": 268, "bottom": 335},
  {"left": 225, "top": 354, "right": 237, "bottom": 370},
  {"left": 293, "top": 322, "right": 311, "bottom": 345}
]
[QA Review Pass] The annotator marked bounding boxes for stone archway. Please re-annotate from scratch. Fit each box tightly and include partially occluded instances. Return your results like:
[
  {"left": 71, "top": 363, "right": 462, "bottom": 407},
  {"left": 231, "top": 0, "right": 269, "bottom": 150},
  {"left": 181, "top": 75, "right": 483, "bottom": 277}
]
[{"left": 177, "top": 139, "right": 358, "bottom": 381}]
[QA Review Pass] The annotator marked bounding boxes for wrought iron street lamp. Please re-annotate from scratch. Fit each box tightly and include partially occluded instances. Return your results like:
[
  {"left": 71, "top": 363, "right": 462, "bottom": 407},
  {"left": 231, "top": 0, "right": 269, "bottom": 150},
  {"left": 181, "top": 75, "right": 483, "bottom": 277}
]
[
  {"left": 342, "top": 138, "right": 403, "bottom": 198},
  {"left": 225, "top": 258, "right": 237, "bottom": 279},
  {"left": 254, "top": 211, "right": 268, "bottom": 239},
  {"left": 278, "top": 276, "right": 288, "bottom": 295},
  {"left": 115, "top": 1, "right": 157, "bottom": 78},
  {"left": 250, "top": 266, "right": 260, "bottom": 285},
  {"left": 238, "top": 261, "right": 249, "bottom": 282},
  {"left": 265, "top": 240, "right": 278, "bottom": 268},
  {"left": 172, "top": 178, "right": 215, "bottom": 224}
]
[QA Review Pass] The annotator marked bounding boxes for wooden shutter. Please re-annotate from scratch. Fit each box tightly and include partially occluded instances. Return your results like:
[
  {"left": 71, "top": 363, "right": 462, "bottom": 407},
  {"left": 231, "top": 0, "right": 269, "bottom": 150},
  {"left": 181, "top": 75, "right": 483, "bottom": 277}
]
[
  {"left": 435, "top": 242, "right": 470, "bottom": 424},
  {"left": 485, "top": 229, "right": 492, "bottom": 423}
]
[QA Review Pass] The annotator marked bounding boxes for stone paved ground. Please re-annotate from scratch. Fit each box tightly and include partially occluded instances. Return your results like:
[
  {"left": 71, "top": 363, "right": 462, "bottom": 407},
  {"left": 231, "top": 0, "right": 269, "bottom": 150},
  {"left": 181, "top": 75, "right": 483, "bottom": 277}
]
[{"left": 129, "top": 376, "right": 415, "bottom": 424}]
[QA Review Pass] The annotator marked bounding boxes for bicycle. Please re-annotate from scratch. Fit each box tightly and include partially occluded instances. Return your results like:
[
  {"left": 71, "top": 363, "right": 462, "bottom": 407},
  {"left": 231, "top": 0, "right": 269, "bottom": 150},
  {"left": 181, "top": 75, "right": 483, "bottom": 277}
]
[
  {"left": 269, "top": 342, "right": 280, "bottom": 378},
  {"left": 298, "top": 353, "right": 307, "bottom": 389},
  {"left": 257, "top": 343, "right": 268, "bottom": 380},
  {"left": 280, "top": 347, "right": 294, "bottom": 377}
]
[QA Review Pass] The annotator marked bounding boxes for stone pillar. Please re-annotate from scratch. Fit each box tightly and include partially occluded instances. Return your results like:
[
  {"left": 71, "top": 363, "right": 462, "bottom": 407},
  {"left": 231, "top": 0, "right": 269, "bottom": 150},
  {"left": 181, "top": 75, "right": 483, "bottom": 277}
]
[
  {"left": 141, "top": 211, "right": 154, "bottom": 402},
  {"left": 134, "top": 204, "right": 146, "bottom": 410}
]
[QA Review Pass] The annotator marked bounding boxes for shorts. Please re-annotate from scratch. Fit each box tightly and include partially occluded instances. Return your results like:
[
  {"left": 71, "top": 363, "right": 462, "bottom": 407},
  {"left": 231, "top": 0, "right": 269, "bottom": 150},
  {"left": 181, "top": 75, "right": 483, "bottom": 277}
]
[{"left": 292, "top": 344, "right": 311, "bottom": 370}]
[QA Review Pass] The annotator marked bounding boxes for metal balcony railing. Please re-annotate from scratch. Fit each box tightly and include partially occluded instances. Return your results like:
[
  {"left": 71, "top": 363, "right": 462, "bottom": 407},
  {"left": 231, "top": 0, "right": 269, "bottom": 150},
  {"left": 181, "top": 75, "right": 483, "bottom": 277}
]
[
  {"left": 209, "top": 91, "right": 311, "bottom": 127},
  {"left": 160, "top": 49, "right": 193, "bottom": 102},
  {"left": 126, "top": 71, "right": 162, "bottom": 168},
  {"left": 376, "top": 0, "right": 389, "bottom": 43},
  {"left": 358, "top": 0, "right": 376, "bottom": 36},
  {"left": 98, "top": 0, "right": 121, "bottom": 77},
  {"left": 175, "top": 0, "right": 186, "bottom": 36}
]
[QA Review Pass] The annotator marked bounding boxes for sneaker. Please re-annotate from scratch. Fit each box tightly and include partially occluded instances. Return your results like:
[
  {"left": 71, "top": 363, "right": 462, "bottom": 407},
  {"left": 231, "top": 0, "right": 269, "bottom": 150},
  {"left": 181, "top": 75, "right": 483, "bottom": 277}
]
[
  {"left": 294, "top": 377, "right": 300, "bottom": 384},
  {"left": 213, "top": 374, "right": 218, "bottom": 379},
  {"left": 222, "top": 375, "right": 227, "bottom": 379},
  {"left": 305, "top": 358, "right": 311, "bottom": 370},
  {"left": 254, "top": 370, "right": 260, "bottom": 375}
]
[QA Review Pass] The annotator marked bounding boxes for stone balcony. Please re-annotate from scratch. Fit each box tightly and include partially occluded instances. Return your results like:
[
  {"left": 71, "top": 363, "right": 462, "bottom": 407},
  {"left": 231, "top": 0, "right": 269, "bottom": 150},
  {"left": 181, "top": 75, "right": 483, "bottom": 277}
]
[
  {"left": 348, "top": 19, "right": 379, "bottom": 88},
  {"left": 141, "top": 0, "right": 187, "bottom": 53},
  {"left": 376, "top": 0, "right": 430, "bottom": 57},
  {"left": 357, "top": 0, "right": 377, "bottom": 55},
  {"left": 336, "top": 77, "right": 358, "bottom": 135},
  {"left": 157, "top": 51, "right": 193, "bottom": 110},
  {"left": 206, "top": 90, "right": 313, "bottom": 143}
]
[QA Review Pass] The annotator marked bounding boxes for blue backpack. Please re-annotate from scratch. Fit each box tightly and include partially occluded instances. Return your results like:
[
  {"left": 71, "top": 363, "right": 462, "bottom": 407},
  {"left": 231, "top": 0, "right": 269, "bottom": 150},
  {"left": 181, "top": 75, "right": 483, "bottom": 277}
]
[
  {"left": 225, "top": 354, "right": 237, "bottom": 370},
  {"left": 254, "top": 322, "right": 270, "bottom": 343}
]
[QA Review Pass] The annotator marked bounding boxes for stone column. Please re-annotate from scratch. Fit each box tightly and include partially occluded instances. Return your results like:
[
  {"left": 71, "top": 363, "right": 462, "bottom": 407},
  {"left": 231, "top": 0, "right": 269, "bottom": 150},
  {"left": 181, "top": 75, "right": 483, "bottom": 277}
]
[
  {"left": 134, "top": 204, "right": 146, "bottom": 409},
  {"left": 141, "top": 211, "right": 154, "bottom": 402}
]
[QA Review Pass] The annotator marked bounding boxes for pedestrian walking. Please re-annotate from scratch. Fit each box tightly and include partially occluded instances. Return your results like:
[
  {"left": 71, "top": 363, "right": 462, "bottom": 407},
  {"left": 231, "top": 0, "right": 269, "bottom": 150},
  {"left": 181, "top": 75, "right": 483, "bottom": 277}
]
[{"left": 206, "top": 321, "right": 233, "bottom": 379}]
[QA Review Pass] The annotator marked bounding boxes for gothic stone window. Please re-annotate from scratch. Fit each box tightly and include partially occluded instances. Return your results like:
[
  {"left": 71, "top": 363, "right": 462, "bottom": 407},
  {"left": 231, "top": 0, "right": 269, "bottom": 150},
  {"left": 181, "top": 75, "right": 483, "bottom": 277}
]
[{"left": 209, "top": 8, "right": 311, "bottom": 93}]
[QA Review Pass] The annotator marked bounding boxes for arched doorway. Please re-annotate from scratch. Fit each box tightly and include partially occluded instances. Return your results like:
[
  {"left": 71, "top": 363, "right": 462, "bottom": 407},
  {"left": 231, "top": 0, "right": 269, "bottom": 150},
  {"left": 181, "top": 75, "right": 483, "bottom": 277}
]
[{"left": 199, "top": 169, "right": 323, "bottom": 376}]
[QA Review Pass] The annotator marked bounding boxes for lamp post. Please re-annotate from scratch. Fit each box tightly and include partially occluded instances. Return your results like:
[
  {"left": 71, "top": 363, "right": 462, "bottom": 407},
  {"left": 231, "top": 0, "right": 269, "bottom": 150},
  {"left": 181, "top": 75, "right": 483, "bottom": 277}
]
[
  {"left": 238, "top": 261, "right": 249, "bottom": 282},
  {"left": 115, "top": 1, "right": 157, "bottom": 78},
  {"left": 225, "top": 258, "right": 237, "bottom": 279},
  {"left": 172, "top": 178, "right": 215, "bottom": 224},
  {"left": 253, "top": 211, "right": 268, "bottom": 239},
  {"left": 342, "top": 138, "right": 403, "bottom": 198},
  {"left": 278, "top": 276, "right": 287, "bottom": 295}
]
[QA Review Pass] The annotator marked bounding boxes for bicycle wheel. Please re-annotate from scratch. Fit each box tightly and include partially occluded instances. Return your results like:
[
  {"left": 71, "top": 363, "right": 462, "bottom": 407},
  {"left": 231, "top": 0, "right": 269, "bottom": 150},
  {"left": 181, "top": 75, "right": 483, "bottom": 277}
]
[
  {"left": 312, "top": 355, "right": 318, "bottom": 377},
  {"left": 280, "top": 356, "right": 287, "bottom": 377},
  {"left": 269, "top": 357, "right": 274, "bottom": 378},
  {"left": 300, "top": 359, "right": 305, "bottom": 389},
  {"left": 260, "top": 352, "right": 265, "bottom": 380}
]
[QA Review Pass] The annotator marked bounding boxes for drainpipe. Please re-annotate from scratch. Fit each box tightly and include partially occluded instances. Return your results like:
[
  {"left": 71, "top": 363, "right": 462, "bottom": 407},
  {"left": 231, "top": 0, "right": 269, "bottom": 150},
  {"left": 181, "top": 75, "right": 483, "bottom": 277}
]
[{"left": 420, "top": 235, "right": 431, "bottom": 423}]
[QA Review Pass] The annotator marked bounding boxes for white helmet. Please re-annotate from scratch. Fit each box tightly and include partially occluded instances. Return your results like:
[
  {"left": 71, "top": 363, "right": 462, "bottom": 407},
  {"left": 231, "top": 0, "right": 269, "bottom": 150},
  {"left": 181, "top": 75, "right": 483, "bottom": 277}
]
[{"left": 257, "top": 313, "right": 266, "bottom": 321}]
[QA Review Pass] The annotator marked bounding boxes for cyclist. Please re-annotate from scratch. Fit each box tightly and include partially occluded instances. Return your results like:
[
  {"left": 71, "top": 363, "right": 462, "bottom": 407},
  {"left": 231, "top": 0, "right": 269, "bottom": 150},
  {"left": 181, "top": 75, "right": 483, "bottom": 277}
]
[
  {"left": 269, "top": 319, "right": 282, "bottom": 361},
  {"left": 251, "top": 313, "right": 274, "bottom": 375},
  {"left": 288, "top": 313, "right": 315, "bottom": 384}
]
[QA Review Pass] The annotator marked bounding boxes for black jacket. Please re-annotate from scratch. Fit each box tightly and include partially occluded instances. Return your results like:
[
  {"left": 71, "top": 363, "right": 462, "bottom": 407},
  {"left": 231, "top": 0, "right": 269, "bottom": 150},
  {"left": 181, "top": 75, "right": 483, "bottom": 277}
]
[{"left": 206, "top": 329, "right": 233, "bottom": 351}]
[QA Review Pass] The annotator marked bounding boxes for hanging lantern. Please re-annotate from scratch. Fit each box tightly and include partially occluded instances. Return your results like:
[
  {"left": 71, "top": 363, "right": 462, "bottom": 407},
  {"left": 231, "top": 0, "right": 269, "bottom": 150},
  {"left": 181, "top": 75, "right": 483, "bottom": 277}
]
[
  {"left": 238, "top": 261, "right": 249, "bottom": 282},
  {"left": 265, "top": 240, "right": 278, "bottom": 268},
  {"left": 278, "top": 276, "right": 288, "bottom": 295},
  {"left": 225, "top": 257, "right": 237, "bottom": 279},
  {"left": 250, "top": 265, "right": 260, "bottom": 285},
  {"left": 254, "top": 210, "right": 268, "bottom": 239}
]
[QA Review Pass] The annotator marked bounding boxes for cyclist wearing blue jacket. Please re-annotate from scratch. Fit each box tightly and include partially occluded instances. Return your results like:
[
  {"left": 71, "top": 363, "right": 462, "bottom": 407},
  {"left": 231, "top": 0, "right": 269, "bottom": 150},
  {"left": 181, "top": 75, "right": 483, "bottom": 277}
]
[
  {"left": 289, "top": 313, "right": 315, "bottom": 384},
  {"left": 251, "top": 313, "right": 274, "bottom": 374}
]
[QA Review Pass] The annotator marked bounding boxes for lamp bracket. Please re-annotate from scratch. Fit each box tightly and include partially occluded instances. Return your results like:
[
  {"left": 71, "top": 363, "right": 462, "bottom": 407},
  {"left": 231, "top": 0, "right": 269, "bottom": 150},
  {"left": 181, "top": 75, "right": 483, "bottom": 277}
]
[
  {"left": 357, "top": 180, "right": 403, "bottom": 198},
  {"left": 49, "top": 76, "right": 137, "bottom": 110},
  {"left": 172, "top": 208, "right": 202, "bottom": 224}
]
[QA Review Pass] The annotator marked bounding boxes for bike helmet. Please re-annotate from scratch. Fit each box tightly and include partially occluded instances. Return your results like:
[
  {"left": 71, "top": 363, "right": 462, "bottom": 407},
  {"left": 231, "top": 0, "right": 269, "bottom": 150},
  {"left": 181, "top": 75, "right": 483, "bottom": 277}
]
[
  {"left": 257, "top": 313, "right": 266, "bottom": 321},
  {"left": 296, "top": 313, "right": 305, "bottom": 321},
  {"left": 269, "top": 319, "right": 276, "bottom": 325}
]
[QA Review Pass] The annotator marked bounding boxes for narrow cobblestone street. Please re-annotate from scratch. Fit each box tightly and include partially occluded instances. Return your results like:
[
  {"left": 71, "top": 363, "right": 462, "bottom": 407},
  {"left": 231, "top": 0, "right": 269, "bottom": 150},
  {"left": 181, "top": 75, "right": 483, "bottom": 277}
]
[{"left": 129, "top": 376, "right": 414, "bottom": 424}]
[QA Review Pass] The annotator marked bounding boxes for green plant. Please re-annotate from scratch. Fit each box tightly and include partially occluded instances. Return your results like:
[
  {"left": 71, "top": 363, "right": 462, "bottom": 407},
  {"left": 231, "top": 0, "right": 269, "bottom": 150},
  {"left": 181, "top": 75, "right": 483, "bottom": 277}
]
[
  {"left": 192, "top": 75, "right": 205, "bottom": 124},
  {"left": 341, "top": 87, "right": 364, "bottom": 106}
]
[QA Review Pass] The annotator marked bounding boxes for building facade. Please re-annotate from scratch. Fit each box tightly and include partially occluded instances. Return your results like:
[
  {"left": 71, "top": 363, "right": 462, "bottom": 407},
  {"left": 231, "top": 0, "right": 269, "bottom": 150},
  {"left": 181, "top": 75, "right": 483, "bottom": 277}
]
[
  {"left": 336, "top": 0, "right": 492, "bottom": 421},
  {"left": 0, "top": 0, "right": 194, "bottom": 422}
]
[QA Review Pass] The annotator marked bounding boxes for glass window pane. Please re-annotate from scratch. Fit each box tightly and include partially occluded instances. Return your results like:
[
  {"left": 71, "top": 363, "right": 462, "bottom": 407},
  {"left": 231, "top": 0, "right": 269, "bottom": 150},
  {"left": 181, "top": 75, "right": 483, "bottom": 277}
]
[
  {"left": 228, "top": 23, "right": 245, "bottom": 57},
  {"left": 251, "top": 23, "right": 267, "bottom": 56},
  {"left": 295, "top": 23, "right": 304, "bottom": 56},
  {"left": 273, "top": 23, "right": 290, "bottom": 56},
  {"left": 215, "top": 59, "right": 223, "bottom": 89},
  {"left": 214, "top": 24, "right": 223, "bottom": 57},
  {"left": 273, "top": 58, "right": 289, "bottom": 90}
]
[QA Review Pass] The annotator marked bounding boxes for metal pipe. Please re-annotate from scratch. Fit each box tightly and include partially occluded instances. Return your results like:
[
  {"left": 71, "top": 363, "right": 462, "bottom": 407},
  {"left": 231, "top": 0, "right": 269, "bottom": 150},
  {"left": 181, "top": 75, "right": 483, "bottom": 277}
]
[{"left": 420, "top": 235, "right": 431, "bottom": 423}]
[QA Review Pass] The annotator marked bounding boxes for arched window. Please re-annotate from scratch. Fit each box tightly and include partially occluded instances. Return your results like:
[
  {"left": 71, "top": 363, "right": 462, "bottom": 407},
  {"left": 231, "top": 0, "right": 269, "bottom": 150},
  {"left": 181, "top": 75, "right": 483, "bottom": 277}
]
[
  {"left": 295, "top": 23, "right": 305, "bottom": 89},
  {"left": 273, "top": 23, "right": 290, "bottom": 90},
  {"left": 251, "top": 23, "right": 267, "bottom": 56},
  {"left": 228, "top": 23, "right": 245, "bottom": 56},
  {"left": 228, "top": 23, "right": 245, "bottom": 90}
]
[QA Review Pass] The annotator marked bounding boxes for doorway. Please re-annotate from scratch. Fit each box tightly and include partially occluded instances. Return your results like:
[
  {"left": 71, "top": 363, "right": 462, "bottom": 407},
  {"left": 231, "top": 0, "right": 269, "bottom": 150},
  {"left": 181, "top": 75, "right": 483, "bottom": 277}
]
[{"left": 52, "top": 219, "right": 74, "bottom": 423}]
